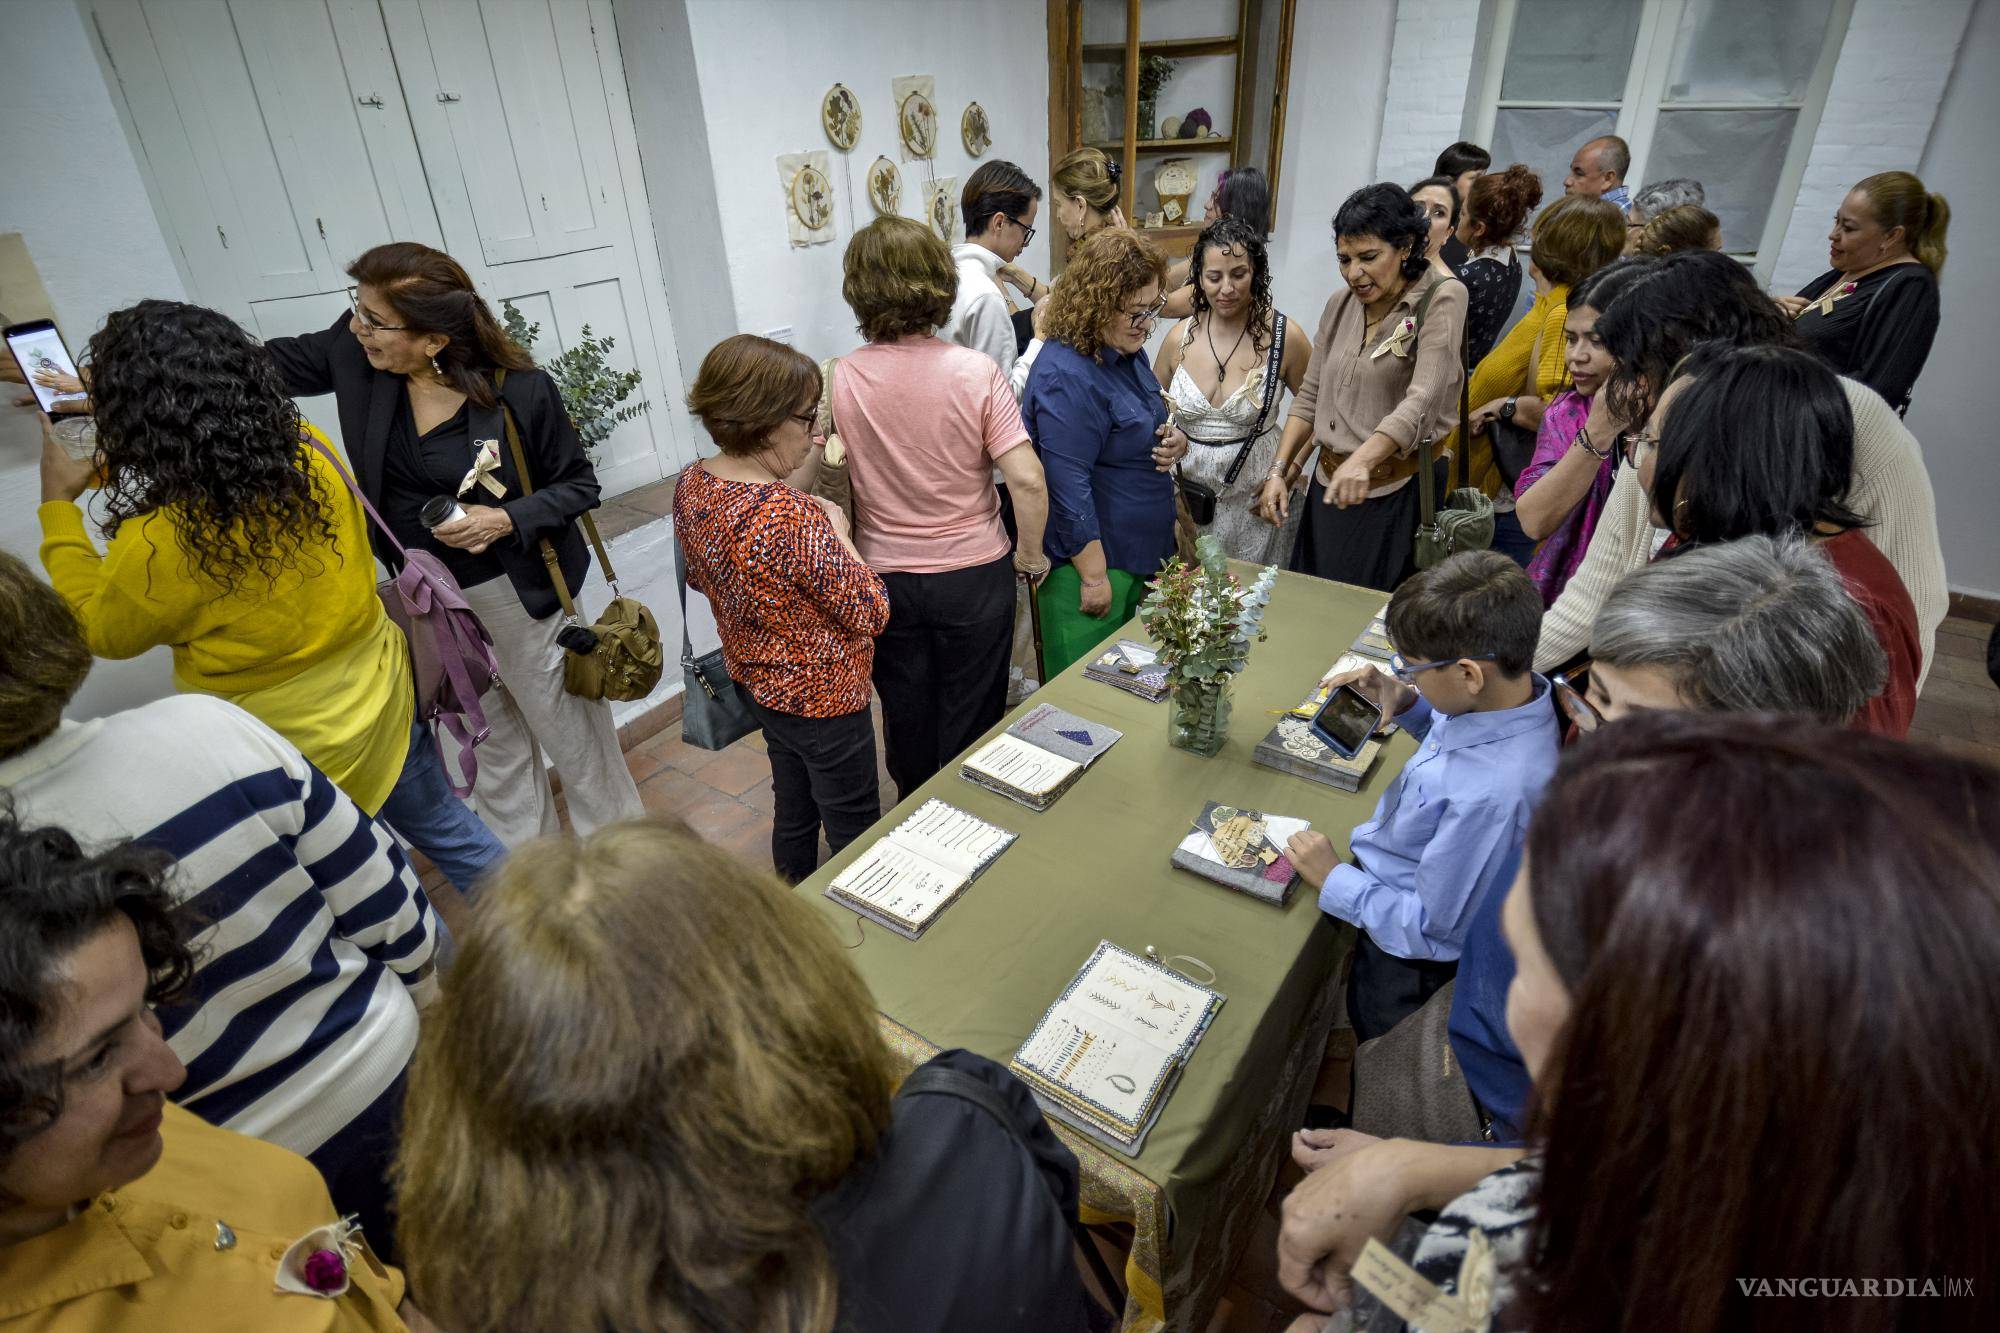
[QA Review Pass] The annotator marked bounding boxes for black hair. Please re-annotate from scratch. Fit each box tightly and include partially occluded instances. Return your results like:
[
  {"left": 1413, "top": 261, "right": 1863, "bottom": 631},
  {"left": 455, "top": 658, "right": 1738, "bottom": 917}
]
[
  {"left": 1214, "top": 167, "right": 1271, "bottom": 234},
  {"left": 1385, "top": 549, "right": 1543, "bottom": 676},
  {"left": 1567, "top": 254, "right": 1655, "bottom": 314},
  {"left": 0, "top": 808, "right": 196, "bottom": 1168},
  {"left": 1190, "top": 217, "right": 1276, "bottom": 353},
  {"left": 1434, "top": 141, "right": 1491, "bottom": 179},
  {"left": 1592, "top": 249, "right": 1800, "bottom": 424},
  {"left": 1408, "top": 175, "right": 1462, "bottom": 229},
  {"left": 961, "top": 159, "right": 1043, "bottom": 239},
  {"left": 1334, "top": 183, "right": 1432, "bottom": 280},
  {"left": 86, "top": 300, "right": 337, "bottom": 590},
  {"left": 1651, "top": 342, "right": 1867, "bottom": 546}
]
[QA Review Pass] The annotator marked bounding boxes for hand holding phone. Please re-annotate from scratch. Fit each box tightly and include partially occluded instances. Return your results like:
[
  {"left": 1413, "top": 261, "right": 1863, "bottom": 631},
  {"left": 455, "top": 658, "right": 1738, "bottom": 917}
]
[
  {"left": 1309, "top": 683, "right": 1384, "bottom": 759},
  {"left": 5, "top": 320, "right": 87, "bottom": 415}
]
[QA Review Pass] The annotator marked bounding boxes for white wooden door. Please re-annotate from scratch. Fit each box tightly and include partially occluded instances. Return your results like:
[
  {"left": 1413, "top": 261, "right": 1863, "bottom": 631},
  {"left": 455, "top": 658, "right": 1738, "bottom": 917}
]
[{"left": 88, "top": 0, "right": 690, "bottom": 491}]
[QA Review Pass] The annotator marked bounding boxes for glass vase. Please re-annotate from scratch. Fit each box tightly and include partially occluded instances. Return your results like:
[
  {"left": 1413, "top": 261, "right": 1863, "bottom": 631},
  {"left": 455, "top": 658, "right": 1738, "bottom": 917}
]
[{"left": 1167, "top": 675, "right": 1233, "bottom": 758}]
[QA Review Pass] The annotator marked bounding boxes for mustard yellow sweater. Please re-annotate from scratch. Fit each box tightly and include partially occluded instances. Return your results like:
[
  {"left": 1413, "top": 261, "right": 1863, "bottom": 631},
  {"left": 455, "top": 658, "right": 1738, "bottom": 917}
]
[
  {"left": 39, "top": 432, "right": 413, "bottom": 812},
  {"left": 1450, "top": 284, "right": 1572, "bottom": 497}
]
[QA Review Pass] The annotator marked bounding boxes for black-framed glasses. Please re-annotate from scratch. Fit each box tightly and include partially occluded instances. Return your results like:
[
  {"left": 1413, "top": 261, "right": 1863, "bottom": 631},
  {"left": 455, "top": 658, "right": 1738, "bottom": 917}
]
[
  {"left": 1552, "top": 670, "right": 1604, "bottom": 733},
  {"left": 1123, "top": 295, "right": 1169, "bottom": 330},
  {"left": 789, "top": 410, "right": 818, "bottom": 431},
  {"left": 1389, "top": 650, "right": 1497, "bottom": 683},
  {"left": 1005, "top": 214, "right": 1037, "bottom": 247},
  {"left": 347, "top": 288, "right": 408, "bottom": 333}
]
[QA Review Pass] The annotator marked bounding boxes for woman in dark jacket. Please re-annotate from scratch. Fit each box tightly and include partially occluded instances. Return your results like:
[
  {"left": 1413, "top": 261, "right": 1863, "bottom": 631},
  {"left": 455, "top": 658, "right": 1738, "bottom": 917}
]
[{"left": 266, "top": 241, "right": 641, "bottom": 846}]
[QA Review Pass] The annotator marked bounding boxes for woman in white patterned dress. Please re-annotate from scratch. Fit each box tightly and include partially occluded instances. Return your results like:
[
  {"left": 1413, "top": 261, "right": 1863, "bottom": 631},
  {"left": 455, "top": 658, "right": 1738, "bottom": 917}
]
[{"left": 1154, "top": 217, "right": 1312, "bottom": 564}]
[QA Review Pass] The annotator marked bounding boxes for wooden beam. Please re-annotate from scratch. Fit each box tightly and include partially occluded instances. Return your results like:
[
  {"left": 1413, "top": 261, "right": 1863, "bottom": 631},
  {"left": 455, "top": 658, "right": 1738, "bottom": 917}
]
[{"left": 1122, "top": 0, "right": 1140, "bottom": 222}]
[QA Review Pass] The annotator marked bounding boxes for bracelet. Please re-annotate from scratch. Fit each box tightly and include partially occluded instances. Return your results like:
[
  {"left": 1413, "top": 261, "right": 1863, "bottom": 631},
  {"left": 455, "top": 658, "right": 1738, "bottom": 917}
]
[{"left": 1574, "top": 424, "right": 1613, "bottom": 460}]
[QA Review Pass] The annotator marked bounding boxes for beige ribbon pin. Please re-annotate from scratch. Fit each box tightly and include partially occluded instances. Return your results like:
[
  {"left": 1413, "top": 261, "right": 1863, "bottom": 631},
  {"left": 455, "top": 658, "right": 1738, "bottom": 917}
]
[
  {"left": 457, "top": 438, "right": 506, "bottom": 498},
  {"left": 1800, "top": 280, "right": 1858, "bottom": 319},
  {"left": 1350, "top": 1231, "right": 1495, "bottom": 1333},
  {"left": 1372, "top": 316, "right": 1418, "bottom": 360}
]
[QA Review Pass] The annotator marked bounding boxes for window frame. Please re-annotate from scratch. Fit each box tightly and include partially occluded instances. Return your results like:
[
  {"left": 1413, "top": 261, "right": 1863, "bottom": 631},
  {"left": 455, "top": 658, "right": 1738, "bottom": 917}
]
[{"left": 1466, "top": 0, "right": 1855, "bottom": 279}]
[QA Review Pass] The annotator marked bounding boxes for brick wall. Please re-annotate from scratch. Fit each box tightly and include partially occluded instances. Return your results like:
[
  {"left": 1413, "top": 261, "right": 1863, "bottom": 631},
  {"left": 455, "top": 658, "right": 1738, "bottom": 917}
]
[{"left": 1373, "top": 0, "right": 1483, "bottom": 185}]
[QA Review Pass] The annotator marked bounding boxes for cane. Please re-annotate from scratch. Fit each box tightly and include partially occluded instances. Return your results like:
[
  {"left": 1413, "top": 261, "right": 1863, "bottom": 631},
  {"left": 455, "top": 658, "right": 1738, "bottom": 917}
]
[{"left": 1021, "top": 570, "right": 1048, "bottom": 686}]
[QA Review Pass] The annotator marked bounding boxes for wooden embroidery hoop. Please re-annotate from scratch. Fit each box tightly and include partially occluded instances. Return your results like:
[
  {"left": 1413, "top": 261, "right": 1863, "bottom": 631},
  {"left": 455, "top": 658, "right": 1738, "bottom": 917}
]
[
  {"left": 961, "top": 102, "right": 990, "bottom": 157},
  {"left": 899, "top": 89, "right": 937, "bottom": 158},
  {"left": 821, "top": 83, "right": 861, "bottom": 150},
  {"left": 790, "top": 163, "right": 834, "bottom": 231},
  {"left": 868, "top": 156, "right": 902, "bottom": 215}
]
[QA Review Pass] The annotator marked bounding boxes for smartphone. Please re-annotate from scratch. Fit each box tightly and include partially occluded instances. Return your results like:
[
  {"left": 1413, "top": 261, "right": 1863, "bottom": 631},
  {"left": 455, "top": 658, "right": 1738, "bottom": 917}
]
[
  {"left": 1309, "top": 683, "right": 1380, "bottom": 759},
  {"left": 5, "top": 320, "right": 87, "bottom": 414}
]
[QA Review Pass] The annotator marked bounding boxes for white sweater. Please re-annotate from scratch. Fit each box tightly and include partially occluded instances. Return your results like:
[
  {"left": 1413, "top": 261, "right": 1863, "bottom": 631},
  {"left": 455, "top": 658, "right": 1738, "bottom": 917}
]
[
  {"left": 1535, "top": 377, "right": 1948, "bottom": 684},
  {"left": 0, "top": 695, "right": 438, "bottom": 1155}
]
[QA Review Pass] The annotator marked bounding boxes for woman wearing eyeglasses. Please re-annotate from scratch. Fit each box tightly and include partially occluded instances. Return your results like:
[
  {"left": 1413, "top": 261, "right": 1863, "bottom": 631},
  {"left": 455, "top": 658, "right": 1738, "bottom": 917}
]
[
  {"left": 1255, "top": 184, "right": 1467, "bottom": 592},
  {"left": 1021, "top": 228, "right": 1189, "bottom": 677},
  {"left": 265, "top": 242, "right": 642, "bottom": 850}
]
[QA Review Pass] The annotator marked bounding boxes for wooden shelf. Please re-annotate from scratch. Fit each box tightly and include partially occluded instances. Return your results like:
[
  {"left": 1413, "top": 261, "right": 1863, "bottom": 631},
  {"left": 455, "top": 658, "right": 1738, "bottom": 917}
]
[
  {"left": 1087, "top": 135, "right": 1234, "bottom": 155},
  {"left": 1083, "top": 35, "right": 1241, "bottom": 60}
]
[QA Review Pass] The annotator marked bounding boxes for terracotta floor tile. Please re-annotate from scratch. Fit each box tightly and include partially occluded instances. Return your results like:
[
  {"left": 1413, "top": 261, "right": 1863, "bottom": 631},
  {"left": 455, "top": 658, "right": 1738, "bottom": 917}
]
[
  {"left": 619, "top": 478, "right": 679, "bottom": 518},
  {"left": 636, "top": 767, "right": 715, "bottom": 819},
  {"left": 677, "top": 791, "right": 763, "bottom": 843},
  {"left": 740, "top": 777, "right": 776, "bottom": 815},
  {"left": 694, "top": 743, "right": 773, "bottom": 797},
  {"left": 658, "top": 736, "right": 728, "bottom": 776}
]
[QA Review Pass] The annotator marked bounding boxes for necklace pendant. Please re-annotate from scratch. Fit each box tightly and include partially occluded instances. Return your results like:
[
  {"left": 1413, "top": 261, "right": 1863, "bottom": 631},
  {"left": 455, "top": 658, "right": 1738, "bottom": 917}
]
[{"left": 215, "top": 1219, "right": 238, "bottom": 1251}]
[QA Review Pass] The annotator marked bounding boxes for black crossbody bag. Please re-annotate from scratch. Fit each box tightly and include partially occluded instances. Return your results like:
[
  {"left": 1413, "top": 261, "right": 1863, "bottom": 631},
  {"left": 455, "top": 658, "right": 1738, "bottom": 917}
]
[{"left": 1176, "top": 313, "right": 1288, "bottom": 526}]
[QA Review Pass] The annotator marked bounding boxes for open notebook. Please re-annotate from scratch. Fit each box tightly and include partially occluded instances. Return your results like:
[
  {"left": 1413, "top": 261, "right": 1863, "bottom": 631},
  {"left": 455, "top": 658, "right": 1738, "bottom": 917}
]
[
  {"left": 1010, "top": 940, "right": 1225, "bottom": 1155},
  {"left": 823, "top": 800, "right": 1016, "bottom": 940},
  {"left": 959, "top": 705, "right": 1122, "bottom": 811}
]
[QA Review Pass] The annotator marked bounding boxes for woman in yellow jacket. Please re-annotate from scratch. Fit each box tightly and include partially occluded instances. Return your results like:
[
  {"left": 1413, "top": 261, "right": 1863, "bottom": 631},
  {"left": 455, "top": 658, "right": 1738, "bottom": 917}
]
[
  {"left": 33, "top": 300, "right": 501, "bottom": 894},
  {"left": 1453, "top": 194, "right": 1625, "bottom": 564}
]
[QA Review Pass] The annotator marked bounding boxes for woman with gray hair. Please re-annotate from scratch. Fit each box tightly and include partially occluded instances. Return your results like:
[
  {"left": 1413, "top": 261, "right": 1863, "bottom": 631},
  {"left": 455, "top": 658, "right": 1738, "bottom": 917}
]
[
  {"left": 1624, "top": 177, "right": 1705, "bottom": 252},
  {"left": 1556, "top": 532, "right": 1888, "bottom": 730}
]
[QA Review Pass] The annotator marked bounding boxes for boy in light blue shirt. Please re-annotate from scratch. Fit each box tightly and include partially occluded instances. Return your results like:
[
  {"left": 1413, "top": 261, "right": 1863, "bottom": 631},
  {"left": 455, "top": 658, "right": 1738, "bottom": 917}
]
[{"left": 1288, "top": 551, "right": 1559, "bottom": 1041}]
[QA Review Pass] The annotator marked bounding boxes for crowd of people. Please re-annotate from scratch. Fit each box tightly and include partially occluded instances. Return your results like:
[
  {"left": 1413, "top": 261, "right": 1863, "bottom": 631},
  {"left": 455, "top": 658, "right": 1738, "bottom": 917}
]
[{"left": 0, "top": 109, "right": 1988, "bottom": 1332}]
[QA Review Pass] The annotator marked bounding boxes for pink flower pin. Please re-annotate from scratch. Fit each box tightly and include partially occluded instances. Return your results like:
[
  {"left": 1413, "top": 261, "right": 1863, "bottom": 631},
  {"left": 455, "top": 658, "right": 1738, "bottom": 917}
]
[{"left": 302, "top": 1248, "right": 347, "bottom": 1294}]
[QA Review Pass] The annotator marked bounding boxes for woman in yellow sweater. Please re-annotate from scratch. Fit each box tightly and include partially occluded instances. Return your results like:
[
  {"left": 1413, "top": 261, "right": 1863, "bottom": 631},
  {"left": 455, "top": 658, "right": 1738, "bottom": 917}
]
[
  {"left": 34, "top": 300, "right": 502, "bottom": 894},
  {"left": 1453, "top": 194, "right": 1625, "bottom": 564}
]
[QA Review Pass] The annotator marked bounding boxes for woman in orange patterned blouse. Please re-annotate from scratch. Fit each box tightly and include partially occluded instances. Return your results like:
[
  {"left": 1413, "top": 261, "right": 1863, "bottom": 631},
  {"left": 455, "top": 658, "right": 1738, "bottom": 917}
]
[{"left": 675, "top": 335, "right": 891, "bottom": 881}]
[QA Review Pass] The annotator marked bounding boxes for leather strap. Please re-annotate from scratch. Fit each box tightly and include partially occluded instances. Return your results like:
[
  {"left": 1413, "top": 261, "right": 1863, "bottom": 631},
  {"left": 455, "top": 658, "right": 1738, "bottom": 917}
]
[
  {"left": 494, "top": 369, "right": 618, "bottom": 626},
  {"left": 1217, "top": 311, "right": 1288, "bottom": 488},
  {"left": 1408, "top": 277, "right": 1448, "bottom": 531},
  {"left": 303, "top": 432, "right": 416, "bottom": 562}
]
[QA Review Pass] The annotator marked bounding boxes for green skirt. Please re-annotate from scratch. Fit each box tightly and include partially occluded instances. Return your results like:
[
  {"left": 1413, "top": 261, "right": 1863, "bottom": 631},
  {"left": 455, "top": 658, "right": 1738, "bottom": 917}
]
[{"left": 1037, "top": 563, "right": 1149, "bottom": 679}]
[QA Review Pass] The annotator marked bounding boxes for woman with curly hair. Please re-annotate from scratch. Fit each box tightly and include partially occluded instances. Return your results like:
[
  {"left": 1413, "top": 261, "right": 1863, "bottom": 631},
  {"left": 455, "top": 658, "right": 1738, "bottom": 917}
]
[
  {"left": 1021, "top": 228, "right": 1190, "bottom": 676},
  {"left": 0, "top": 810, "right": 438, "bottom": 1329},
  {"left": 1154, "top": 217, "right": 1313, "bottom": 563},
  {"left": 33, "top": 299, "right": 502, "bottom": 894},
  {"left": 1256, "top": 183, "right": 1467, "bottom": 590},
  {"left": 395, "top": 819, "right": 1097, "bottom": 1333},
  {"left": 265, "top": 241, "right": 641, "bottom": 848},
  {"left": 833, "top": 217, "right": 1051, "bottom": 798}
]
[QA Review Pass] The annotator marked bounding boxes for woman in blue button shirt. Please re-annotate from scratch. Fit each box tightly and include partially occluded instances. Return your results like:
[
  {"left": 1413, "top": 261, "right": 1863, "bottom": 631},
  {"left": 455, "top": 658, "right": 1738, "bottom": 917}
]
[{"left": 1022, "top": 228, "right": 1189, "bottom": 676}]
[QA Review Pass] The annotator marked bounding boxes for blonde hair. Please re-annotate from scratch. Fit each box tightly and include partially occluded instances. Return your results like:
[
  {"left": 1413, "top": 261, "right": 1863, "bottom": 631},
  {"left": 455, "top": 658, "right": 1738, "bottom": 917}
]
[
  {"left": 1854, "top": 171, "right": 1950, "bottom": 277},
  {"left": 1042, "top": 228, "right": 1167, "bottom": 360},
  {"left": 1052, "top": 146, "right": 1121, "bottom": 212},
  {"left": 1635, "top": 204, "right": 1721, "bottom": 256},
  {"left": 395, "top": 820, "right": 897, "bottom": 1333}
]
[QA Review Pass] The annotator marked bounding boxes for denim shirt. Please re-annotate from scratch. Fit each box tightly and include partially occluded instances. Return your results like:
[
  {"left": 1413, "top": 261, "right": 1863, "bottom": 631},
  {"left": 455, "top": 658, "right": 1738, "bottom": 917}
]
[
  {"left": 1318, "top": 676, "right": 1559, "bottom": 962},
  {"left": 1021, "top": 338, "right": 1176, "bottom": 575}
]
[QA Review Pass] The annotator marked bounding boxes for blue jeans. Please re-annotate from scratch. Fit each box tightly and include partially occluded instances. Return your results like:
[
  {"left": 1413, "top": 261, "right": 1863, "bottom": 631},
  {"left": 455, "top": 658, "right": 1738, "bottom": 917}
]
[
  {"left": 1489, "top": 510, "right": 1536, "bottom": 568},
  {"left": 377, "top": 722, "right": 507, "bottom": 896}
]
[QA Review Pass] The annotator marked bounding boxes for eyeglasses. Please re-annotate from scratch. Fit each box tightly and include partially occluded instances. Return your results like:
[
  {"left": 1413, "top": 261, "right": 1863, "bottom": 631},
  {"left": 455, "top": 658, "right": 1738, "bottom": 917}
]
[
  {"left": 347, "top": 289, "right": 408, "bottom": 334},
  {"left": 1389, "top": 651, "right": 1497, "bottom": 683},
  {"left": 1619, "top": 429, "right": 1659, "bottom": 468},
  {"left": 789, "top": 411, "right": 818, "bottom": 431},
  {"left": 1552, "top": 670, "right": 1604, "bottom": 733},
  {"left": 1004, "top": 214, "right": 1037, "bottom": 246},
  {"left": 1123, "top": 295, "right": 1169, "bottom": 330}
]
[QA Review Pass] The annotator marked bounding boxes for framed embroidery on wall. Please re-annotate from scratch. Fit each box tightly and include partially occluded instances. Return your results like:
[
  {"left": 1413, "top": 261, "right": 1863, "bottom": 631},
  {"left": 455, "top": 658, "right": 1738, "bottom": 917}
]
[
  {"left": 822, "top": 83, "right": 862, "bottom": 150},
  {"left": 776, "top": 150, "right": 836, "bottom": 247},
  {"left": 961, "top": 102, "right": 991, "bottom": 157},
  {"left": 893, "top": 74, "right": 937, "bottom": 161},
  {"left": 868, "top": 156, "right": 903, "bottom": 216}
]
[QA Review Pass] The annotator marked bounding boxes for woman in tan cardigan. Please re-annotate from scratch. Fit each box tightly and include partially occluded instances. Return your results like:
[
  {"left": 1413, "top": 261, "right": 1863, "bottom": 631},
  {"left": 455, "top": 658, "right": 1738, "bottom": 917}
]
[{"left": 1256, "top": 183, "right": 1465, "bottom": 591}]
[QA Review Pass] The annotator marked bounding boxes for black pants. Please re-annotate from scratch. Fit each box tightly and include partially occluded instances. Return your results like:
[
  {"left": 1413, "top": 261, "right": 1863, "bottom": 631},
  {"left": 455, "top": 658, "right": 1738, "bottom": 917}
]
[
  {"left": 749, "top": 698, "right": 881, "bottom": 882},
  {"left": 306, "top": 1068, "right": 407, "bottom": 1264},
  {"left": 871, "top": 554, "right": 1015, "bottom": 801},
  {"left": 1348, "top": 931, "right": 1459, "bottom": 1043}
]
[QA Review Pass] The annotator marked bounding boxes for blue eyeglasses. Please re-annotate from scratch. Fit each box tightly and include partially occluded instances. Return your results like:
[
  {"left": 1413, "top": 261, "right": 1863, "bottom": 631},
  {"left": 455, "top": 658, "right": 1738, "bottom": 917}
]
[{"left": 1389, "top": 651, "right": 1497, "bottom": 683}]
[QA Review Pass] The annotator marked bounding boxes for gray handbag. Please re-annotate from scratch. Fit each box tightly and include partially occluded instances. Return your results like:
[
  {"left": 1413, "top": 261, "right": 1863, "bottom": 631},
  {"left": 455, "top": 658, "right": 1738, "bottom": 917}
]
[{"left": 673, "top": 530, "right": 760, "bottom": 751}]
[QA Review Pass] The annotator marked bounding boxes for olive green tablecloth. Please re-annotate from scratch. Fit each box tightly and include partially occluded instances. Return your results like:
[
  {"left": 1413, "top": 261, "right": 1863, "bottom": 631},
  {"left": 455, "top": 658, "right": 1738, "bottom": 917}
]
[{"left": 797, "top": 569, "right": 1415, "bottom": 1333}]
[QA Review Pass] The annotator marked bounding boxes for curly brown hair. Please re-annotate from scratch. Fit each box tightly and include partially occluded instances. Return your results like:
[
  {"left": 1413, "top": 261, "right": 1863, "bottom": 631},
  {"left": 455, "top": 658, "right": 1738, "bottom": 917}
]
[
  {"left": 395, "top": 819, "right": 896, "bottom": 1333},
  {"left": 1042, "top": 228, "right": 1167, "bottom": 360},
  {"left": 842, "top": 216, "right": 957, "bottom": 342}
]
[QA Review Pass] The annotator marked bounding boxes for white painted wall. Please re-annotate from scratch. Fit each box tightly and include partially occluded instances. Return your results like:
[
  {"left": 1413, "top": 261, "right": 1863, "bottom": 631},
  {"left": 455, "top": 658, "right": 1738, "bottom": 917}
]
[
  {"left": 679, "top": 0, "right": 1051, "bottom": 364},
  {"left": 1903, "top": 0, "right": 2000, "bottom": 598},
  {"left": 1263, "top": 0, "right": 1399, "bottom": 328},
  {"left": 1373, "top": 0, "right": 1482, "bottom": 186},
  {"left": 0, "top": 1, "right": 190, "bottom": 720},
  {"left": 1768, "top": 0, "right": 1975, "bottom": 292}
]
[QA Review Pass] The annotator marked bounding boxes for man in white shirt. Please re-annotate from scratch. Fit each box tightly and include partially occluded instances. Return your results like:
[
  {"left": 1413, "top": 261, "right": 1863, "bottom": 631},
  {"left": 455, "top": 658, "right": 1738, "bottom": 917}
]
[{"left": 944, "top": 160, "right": 1044, "bottom": 380}]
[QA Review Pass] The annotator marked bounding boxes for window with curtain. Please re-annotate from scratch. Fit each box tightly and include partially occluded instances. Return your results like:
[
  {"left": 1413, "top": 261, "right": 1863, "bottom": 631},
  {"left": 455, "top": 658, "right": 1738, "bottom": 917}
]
[{"left": 1471, "top": 0, "right": 1851, "bottom": 273}]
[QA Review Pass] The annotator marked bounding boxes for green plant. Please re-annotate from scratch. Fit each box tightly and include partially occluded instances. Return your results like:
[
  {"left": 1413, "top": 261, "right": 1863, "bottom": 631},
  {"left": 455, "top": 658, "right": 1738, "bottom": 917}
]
[
  {"left": 1139, "top": 535, "right": 1277, "bottom": 683},
  {"left": 1107, "top": 54, "right": 1179, "bottom": 128},
  {"left": 500, "top": 301, "right": 649, "bottom": 454}
]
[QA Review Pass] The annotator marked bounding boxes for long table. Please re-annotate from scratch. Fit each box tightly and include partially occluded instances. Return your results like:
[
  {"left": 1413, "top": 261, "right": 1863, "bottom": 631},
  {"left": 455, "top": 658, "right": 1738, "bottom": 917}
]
[{"left": 797, "top": 569, "right": 1414, "bottom": 1332}]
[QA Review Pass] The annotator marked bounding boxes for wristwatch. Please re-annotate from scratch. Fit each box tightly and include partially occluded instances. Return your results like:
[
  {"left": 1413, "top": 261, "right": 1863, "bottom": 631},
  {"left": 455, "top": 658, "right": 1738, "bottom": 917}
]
[{"left": 1498, "top": 397, "right": 1518, "bottom": 424}]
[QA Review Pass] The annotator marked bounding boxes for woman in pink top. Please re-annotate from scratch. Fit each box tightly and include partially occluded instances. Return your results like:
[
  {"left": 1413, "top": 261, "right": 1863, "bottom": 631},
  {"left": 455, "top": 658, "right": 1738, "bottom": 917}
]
[{"left": 835, "top": 219, "right": 1052, "bottom": 799}]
